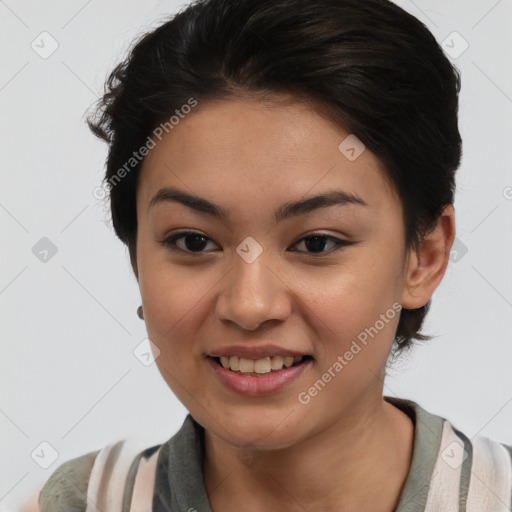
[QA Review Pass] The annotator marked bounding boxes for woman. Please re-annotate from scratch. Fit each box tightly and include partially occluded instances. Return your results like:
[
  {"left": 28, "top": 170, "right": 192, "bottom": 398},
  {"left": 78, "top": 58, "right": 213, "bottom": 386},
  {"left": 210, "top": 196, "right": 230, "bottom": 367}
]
[{"left": 38, "top": 0, "right": 512, "bottom": 510}]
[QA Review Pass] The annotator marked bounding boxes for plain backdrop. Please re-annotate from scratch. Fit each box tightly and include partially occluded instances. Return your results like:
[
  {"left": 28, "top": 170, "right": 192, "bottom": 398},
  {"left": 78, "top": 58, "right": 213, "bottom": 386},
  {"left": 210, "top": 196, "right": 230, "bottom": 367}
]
[{"left": 1, "top": 0, "right": 511, "bottom": 510}]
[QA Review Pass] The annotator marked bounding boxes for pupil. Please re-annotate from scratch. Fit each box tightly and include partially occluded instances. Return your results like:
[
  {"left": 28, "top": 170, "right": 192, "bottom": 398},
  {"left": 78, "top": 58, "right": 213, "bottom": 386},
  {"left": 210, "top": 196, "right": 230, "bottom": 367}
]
[
  {"left": 305, "top": 236, "right": 327, "bottom": 253},
  {"left": 185, "top": 233, "right": 208, "bottom": 252}
]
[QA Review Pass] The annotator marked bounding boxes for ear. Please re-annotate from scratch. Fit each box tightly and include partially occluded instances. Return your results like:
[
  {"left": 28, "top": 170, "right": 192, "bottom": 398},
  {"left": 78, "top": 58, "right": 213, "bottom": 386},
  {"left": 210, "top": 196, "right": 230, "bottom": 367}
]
[
  {"left": 401, "top": 204, "right": 456, "bottom": 309},
  {"left": 130, "top": 247, "right": 139, "bottom": 282}
]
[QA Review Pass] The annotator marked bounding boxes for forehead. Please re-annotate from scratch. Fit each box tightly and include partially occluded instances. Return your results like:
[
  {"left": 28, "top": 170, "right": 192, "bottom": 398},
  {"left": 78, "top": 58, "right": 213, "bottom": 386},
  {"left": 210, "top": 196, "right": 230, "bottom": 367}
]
[{"left": 137, "top": 96, "right": 401, "bottom": 220}]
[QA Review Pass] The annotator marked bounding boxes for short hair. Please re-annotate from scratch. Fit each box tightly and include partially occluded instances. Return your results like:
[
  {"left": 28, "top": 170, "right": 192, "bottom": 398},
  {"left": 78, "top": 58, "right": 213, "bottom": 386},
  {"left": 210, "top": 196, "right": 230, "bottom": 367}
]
[{"left": 87, "top": 0, "right": 462, "bottom": 360}]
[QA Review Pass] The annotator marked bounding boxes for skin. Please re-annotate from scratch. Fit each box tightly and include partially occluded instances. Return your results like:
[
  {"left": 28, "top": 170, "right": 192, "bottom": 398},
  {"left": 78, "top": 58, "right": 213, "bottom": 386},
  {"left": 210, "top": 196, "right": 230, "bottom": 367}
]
[
  {"left": 20, "top": 493, "right": 40, "bottom": 512},
  {"left": 134, "top": 94, "right": 455, "bottom": 511}
]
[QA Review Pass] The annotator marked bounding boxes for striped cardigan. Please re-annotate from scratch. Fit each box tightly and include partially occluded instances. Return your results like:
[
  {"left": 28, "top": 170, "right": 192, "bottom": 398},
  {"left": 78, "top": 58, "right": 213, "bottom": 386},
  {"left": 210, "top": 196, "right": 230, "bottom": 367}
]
[{"left": 38, "top": 396, "right": 512, "bottom": 511}]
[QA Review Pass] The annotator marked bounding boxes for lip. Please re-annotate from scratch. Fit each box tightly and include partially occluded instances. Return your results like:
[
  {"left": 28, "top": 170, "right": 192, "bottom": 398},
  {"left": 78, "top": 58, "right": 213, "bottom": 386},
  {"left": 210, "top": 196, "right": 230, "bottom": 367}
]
[
  {"left": 207, "top": 344, "right": 311, "bottom": 359},
  {"left": 207, "top": 355, "right": 312, "bottom": 396}
]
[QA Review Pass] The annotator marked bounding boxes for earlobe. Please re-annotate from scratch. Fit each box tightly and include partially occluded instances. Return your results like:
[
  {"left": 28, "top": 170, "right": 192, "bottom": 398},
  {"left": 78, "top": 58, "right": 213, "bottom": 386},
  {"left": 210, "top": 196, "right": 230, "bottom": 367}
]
[{"left": 401, "top": 205, "right": 456, "bottom": 309}]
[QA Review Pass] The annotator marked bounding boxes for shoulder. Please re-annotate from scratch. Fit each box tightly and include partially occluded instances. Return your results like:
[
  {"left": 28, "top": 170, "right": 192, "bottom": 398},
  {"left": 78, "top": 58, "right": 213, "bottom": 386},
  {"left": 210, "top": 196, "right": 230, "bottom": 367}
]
[
  {"left": 385, "top": 396, "right": 512, "bottom": 510},
  {"left": 423, "top": 409, "right": 512, "bottom": 509},
  {"left": 38, "top": 437, "right": 166, "bottom": 512},
  {"left": 39, "top": 449, "right": 100, "bottom": 512}
]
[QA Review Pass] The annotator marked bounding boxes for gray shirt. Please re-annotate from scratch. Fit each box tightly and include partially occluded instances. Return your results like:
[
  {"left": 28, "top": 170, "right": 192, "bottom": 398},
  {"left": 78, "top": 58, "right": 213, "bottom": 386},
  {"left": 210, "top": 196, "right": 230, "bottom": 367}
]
[{"left": 39, "top": 395, "right": 512, "bottom": 511}]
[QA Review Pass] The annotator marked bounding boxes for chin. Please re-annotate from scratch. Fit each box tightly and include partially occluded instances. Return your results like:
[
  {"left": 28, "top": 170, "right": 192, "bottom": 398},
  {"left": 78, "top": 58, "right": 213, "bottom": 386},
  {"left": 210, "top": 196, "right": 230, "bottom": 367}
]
[{"left": 200, "top": 406, "right": 308, "bottom": 450}]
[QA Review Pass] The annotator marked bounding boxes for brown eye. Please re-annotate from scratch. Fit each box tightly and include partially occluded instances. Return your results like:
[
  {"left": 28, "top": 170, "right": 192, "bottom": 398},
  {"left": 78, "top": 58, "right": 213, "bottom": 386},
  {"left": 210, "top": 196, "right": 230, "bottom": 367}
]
[
  {"left": 160, "top": 231, "right": 353, "bottom": 257},
  {"left": 291, "top": 234, "right": 352, "bottom": 255},
  {"left": 161, "top": 231, "right": 217, "bottom": 254}
]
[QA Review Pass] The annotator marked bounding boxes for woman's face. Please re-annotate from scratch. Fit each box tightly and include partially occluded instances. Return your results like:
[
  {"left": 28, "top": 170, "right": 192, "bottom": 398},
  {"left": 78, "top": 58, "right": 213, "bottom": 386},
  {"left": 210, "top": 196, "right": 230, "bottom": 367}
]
[{"left": 135, "top": 95, "right": 413, "bottom": 449}]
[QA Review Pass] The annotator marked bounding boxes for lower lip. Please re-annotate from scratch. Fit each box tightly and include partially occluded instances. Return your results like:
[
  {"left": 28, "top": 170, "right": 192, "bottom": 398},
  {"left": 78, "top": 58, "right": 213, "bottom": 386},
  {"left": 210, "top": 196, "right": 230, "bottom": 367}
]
[{"left": 206, "top": 356, "right": 312, "bottom": 396}]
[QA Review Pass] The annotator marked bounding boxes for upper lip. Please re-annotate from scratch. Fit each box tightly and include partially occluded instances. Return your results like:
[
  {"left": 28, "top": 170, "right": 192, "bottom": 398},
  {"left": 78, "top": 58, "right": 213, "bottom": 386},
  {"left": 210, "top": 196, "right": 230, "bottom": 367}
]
[{"left": 207, "top": 344, "right": 311, "bottom": 360}]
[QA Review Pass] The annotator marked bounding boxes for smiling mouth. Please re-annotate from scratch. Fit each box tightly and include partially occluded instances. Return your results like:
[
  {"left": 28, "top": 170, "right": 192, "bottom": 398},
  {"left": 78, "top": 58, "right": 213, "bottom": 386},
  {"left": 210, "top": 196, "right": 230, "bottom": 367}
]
[{"left": 209, "top": 355, "right": 313, "bottom": 377}]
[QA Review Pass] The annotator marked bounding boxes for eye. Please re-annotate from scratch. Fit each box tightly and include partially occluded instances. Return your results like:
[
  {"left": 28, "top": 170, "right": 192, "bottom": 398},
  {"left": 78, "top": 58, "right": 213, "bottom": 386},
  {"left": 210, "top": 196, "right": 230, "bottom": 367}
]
[
  {"left": 160, "top": 231, "right": 353, "bottom": 256},
  {"left": 291, "top": 233, "right": 353, "bottom": 255},
  {"left": 161, "top": 231, "right": 218, "bottom": 254}
]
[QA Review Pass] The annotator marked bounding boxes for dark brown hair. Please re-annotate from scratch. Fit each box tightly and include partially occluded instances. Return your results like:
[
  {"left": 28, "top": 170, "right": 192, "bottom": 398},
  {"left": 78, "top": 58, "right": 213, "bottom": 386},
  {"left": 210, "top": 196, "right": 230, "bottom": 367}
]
[{"left": 87, "top": 0, "right": 462, "bottom": 360}]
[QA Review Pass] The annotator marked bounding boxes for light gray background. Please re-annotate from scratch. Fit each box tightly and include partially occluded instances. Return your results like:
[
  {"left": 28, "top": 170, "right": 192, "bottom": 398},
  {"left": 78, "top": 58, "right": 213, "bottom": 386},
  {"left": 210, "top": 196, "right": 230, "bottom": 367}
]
[{"left": 1, "top": 0, "right": 511, "bottom": 510}]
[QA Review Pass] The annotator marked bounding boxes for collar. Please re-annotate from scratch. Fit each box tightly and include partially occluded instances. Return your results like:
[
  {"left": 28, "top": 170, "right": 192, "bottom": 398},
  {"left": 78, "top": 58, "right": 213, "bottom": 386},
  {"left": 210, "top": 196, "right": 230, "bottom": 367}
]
[{"left": 160, "top": 396, "right": 445, "bottom": 512}]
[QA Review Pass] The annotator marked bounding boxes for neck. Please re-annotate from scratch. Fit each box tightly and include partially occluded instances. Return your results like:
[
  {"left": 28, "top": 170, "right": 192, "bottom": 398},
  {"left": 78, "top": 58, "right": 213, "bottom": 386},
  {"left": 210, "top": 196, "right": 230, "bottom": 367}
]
[{"left": 203, "top": 396, "right": 415, "bottom": 512}]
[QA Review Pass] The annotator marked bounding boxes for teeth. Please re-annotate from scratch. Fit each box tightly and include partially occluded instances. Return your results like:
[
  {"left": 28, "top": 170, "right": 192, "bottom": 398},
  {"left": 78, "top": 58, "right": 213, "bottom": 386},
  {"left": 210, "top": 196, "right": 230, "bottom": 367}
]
[
  {"left": 283, "top": 356, "right": 294, "bottom": 368},
  {"left": 271, "top": 356, "right": 284, "bottom": 370},
  {"left": 239, "top": 358, "right": 254, "bottom": 373},
  {"left": 217, "top": 355, "right": 304, "bottom": 373},
  {"left": 229, "top": 356, "right": 239, "bottom": 371},
  {"left": 254, "top": 358, "right": 271, "bottom": 373}
]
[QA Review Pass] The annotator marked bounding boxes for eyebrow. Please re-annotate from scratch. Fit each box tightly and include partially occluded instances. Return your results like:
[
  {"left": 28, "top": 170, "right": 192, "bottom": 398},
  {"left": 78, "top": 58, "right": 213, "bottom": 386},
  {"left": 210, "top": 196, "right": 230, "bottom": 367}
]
[{"left": 148, "top": 186, "right": 370, "bottom": 224}]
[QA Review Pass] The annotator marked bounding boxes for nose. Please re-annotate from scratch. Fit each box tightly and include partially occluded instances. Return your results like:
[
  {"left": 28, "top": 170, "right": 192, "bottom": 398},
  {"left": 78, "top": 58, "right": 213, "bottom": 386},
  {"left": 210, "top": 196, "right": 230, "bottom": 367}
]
[{"left": 215, "top": 253, "right": 292, "bottom": 331}]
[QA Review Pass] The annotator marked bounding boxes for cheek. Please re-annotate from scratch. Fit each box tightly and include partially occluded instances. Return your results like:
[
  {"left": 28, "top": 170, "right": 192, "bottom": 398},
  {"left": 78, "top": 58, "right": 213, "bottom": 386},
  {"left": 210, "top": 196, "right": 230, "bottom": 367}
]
[
  {"left": 137, "top": 232, "right": 202, "bottom": 324},
  {"left": 298, "top": 271, "right": 400, "bottom": 416},
  {"left": 300, "top": 245, "right": 402, "bottom": 362},
  {"left": 136, "top": 246, "right": 205, "bottom": 357},
  {"left": 141, "top": 269, "right": 197, "bottom": 327},
  {"left": 139, "top": 261, "right": 211, "bottom": 398}
]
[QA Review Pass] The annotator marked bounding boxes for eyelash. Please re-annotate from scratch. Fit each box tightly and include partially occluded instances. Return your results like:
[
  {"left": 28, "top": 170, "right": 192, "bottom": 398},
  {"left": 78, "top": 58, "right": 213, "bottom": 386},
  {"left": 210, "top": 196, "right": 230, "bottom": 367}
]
[{"left": 160, "top": 231, "right": 353, "bottom": 257}]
